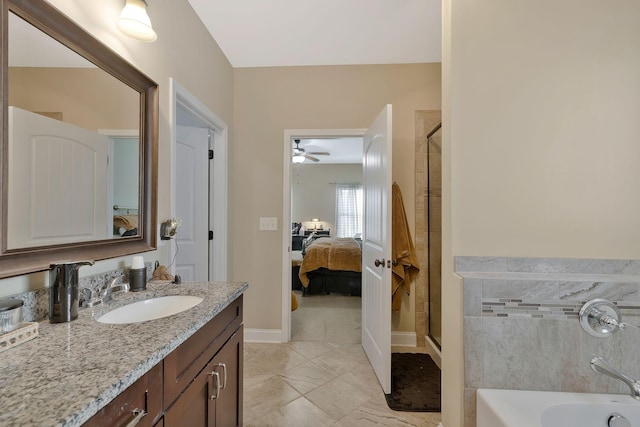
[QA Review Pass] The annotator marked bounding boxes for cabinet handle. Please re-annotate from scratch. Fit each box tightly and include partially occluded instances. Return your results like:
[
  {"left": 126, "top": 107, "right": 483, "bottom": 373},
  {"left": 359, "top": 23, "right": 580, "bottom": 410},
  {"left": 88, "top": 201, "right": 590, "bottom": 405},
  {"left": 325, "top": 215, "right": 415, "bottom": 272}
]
[
  {"left": 208, "top": 370, "right": 221, "bottom": 400},
  {"left": 215, "top": 363, "right": 228, "bottom": 389},
  {"left": 125, "top": 409, "right": 146, "bottom": 427}
]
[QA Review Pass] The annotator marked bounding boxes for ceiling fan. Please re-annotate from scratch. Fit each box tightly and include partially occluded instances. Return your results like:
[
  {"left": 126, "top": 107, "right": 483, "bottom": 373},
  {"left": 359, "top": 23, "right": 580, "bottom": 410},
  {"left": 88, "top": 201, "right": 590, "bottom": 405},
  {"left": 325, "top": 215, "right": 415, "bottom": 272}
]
[{"left": 292, "top": 139, "right": 330, "bottom": 163}]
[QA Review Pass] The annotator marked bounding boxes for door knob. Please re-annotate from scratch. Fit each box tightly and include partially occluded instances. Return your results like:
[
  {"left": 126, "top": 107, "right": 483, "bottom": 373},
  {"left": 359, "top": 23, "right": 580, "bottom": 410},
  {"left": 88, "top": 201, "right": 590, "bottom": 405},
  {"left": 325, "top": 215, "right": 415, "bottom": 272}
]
[{"left": 374, "top": 258, "right": 385, "bottom": 267}]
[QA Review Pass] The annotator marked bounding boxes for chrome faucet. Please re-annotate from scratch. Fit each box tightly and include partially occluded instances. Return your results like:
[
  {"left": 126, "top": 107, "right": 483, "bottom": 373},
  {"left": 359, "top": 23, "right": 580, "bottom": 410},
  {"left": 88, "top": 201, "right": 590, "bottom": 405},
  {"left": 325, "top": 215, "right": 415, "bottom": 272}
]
[
  {"left": 80, "top": 276, "right": 129, "bottom": 308},
  {"left": 591, "top": 356, "right": 640, "bottom": 400}
]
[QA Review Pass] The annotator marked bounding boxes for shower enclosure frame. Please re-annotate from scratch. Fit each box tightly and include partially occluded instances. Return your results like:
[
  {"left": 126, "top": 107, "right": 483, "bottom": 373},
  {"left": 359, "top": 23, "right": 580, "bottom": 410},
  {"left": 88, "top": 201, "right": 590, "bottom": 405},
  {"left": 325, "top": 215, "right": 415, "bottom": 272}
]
[{"left": 425, "top": 122, "right": 442, "bottom": 350}]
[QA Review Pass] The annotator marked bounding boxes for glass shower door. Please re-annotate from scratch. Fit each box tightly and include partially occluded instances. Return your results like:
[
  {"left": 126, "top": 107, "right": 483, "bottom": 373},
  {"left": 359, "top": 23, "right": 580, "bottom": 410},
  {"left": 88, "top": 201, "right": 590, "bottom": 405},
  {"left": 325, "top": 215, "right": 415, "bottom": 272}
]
[{"left": 427, "top": 124, "right": 442, "bottom": 349}]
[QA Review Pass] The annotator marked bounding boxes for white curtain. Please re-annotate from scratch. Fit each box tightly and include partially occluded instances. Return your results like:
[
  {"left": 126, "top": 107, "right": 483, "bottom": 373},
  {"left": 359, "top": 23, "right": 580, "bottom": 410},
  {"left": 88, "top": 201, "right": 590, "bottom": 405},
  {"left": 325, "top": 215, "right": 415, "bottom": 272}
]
[{"left": 335, "top": 183, "right": 363, "bottom": 238}]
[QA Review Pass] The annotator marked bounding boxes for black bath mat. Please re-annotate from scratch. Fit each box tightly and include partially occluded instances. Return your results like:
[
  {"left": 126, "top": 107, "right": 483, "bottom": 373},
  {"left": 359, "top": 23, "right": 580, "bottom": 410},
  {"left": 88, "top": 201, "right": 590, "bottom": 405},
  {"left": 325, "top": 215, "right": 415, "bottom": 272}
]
[{"left": 384, "top": 353, "right": 441, "bottom": 412}]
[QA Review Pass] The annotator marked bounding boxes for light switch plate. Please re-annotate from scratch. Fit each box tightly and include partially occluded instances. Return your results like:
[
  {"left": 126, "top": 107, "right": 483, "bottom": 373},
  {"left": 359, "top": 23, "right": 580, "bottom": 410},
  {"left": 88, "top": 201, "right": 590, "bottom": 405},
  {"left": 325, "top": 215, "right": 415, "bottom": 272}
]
[{"left": 259, "top": 217, "right": 278, "bottom": 231}]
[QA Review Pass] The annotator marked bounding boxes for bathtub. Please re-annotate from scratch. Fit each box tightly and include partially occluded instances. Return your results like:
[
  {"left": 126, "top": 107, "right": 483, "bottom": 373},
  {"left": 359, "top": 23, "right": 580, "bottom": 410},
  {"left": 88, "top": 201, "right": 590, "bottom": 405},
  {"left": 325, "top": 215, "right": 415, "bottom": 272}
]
[{"left": 477, "top": 388, "right": 640, "bottom": 427}]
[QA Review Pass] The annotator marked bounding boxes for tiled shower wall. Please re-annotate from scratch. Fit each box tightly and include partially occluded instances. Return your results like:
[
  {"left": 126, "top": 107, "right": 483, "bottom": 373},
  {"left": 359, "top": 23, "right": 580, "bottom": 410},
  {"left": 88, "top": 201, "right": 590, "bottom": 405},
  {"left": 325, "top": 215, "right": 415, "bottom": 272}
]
[{"left": 459, "top": 256, "right": 640, "bottom": 427}]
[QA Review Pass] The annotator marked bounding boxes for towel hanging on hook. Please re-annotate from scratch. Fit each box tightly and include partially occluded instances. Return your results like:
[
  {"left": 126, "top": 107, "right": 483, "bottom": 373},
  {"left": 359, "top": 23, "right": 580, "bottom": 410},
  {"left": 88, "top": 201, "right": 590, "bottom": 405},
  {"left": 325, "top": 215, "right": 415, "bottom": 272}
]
[{"left": 391, "top": 182, "right": 420, "bottom": 311}]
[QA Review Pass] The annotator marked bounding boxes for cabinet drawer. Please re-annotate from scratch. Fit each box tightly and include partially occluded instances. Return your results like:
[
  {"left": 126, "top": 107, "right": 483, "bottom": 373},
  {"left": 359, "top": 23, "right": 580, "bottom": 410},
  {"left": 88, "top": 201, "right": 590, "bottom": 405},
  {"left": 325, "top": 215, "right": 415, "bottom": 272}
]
[
  {"left": 164, "top": 296, "right": 242, "bottom": 406},
  {"left": 83, "top": 362, "right": 163, "bottom": 427}
]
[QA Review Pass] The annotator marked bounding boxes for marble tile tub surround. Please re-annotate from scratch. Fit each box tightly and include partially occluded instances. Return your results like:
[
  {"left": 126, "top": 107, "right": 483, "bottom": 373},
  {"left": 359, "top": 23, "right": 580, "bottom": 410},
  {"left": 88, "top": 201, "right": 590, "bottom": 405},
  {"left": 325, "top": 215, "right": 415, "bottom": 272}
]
[
  {"left": 0, "top": 281, "right": 248, "bottom": 427},
  {"left": 4, "top": 263, "right": 153, "bottom": 322},
  {"left": 458, "top": 256, "right": 640, "bottom": 427}
]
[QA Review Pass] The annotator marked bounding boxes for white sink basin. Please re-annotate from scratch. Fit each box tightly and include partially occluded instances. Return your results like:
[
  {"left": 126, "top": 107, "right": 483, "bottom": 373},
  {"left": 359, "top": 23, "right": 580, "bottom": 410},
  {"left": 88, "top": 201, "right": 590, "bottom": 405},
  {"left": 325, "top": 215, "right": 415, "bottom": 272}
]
[{"left": 97, "top": 295, "right": 204, "bottom": 324}]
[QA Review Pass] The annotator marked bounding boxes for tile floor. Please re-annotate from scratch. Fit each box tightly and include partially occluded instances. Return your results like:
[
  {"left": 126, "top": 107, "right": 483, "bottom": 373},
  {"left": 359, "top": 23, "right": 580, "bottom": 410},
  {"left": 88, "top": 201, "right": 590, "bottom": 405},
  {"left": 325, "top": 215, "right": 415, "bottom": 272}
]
[{"left": 243, "top": 292, "right": 442, "bottom": 426}]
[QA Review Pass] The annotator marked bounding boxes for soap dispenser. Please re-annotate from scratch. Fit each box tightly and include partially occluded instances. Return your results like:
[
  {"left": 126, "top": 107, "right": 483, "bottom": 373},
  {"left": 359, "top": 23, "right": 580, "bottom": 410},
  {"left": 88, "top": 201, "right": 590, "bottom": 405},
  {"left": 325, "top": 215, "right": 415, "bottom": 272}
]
[{"left": 49, "top": 261, "right": 94, "bottom": 323}]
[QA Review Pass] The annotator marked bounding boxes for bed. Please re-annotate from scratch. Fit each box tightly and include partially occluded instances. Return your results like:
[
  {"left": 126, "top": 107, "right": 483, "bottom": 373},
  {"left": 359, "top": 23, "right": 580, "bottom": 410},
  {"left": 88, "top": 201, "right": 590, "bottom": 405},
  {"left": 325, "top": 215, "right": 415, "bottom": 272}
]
[
  {"left": 113, "top": 214, "right": 138, "bottom": 237},
  {"left": 298, "top": 237, "right": 362, "bottom": 296}
]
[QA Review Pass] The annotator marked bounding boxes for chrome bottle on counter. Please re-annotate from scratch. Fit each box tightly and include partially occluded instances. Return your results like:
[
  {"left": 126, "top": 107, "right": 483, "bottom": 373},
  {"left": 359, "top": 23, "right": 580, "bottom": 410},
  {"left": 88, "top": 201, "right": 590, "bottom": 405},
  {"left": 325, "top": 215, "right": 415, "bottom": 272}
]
[{"left": 49, "top": 261, "right": 94, "bottom": 323}]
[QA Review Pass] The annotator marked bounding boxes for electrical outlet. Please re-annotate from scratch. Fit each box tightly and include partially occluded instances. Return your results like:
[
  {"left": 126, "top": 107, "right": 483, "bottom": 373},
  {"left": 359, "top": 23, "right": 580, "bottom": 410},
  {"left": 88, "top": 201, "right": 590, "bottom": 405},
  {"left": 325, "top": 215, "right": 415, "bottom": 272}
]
[{"left": 259, "top": 217, "right": 278, "bottom": 231}]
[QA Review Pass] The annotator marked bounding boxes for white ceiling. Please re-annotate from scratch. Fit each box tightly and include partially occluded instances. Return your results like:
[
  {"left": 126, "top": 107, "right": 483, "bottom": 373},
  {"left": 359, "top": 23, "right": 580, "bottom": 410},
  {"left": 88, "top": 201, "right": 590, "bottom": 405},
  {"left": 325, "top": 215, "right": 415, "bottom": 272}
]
[
  {"left": 186, "top": 1, "right": 441, "bottom": 164},
  {"left": 187, "top": 0, "right": 442, "bottom": 68}
]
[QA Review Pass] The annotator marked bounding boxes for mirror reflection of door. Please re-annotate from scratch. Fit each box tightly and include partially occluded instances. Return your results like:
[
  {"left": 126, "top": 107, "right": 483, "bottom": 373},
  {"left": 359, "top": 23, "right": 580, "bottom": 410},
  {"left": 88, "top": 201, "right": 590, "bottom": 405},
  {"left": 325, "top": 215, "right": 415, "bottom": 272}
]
[{"left": 7, "top": 107, "right": 109, "bottom": 248}]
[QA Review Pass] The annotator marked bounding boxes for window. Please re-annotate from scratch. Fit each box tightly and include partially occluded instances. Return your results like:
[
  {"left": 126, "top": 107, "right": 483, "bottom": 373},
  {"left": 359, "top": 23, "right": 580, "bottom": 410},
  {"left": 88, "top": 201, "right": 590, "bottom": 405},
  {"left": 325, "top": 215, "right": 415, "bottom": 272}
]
[{"left": 335, "top": 183, "right": 363, "bottom": 238}]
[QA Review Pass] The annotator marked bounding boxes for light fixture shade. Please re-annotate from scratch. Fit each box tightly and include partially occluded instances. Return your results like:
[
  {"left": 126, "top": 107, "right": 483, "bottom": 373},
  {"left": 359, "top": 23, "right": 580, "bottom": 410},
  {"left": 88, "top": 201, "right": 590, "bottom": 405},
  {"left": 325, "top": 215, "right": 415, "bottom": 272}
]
[
  {"left": 118, "top": 0, "right": 157, "bottom": 42},
  {"left": 292, "top": 155, "right": 305, "bottom": 164}
]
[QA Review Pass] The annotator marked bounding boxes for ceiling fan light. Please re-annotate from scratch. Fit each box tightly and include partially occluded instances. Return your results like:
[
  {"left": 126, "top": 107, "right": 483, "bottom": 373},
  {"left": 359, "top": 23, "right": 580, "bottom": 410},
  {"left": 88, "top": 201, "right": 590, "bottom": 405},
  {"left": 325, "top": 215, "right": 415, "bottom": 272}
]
[
  {"left": 292, "top": 154, "right": 305, "bottom": 164},
  {"left": 118, "top": 0, "right": 157, "bottom": 42}
]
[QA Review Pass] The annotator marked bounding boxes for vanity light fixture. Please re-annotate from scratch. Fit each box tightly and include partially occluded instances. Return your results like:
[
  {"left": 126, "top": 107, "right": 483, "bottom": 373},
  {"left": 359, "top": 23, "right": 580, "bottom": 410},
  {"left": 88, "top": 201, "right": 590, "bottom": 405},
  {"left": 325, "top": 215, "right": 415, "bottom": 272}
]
[
  {"left": 292, "top": 154, "right": 305, "bottom": 164},
  {"left": 118, "top": 0, "right": 157, "bottom": 42}
]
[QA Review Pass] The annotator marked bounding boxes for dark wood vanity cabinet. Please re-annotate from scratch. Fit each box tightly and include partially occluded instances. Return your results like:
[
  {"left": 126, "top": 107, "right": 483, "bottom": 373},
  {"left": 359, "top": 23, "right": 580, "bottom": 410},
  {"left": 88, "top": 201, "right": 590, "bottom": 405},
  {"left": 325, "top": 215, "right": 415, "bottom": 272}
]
[
  {"left": 164, "top": 296, "right": 243, "bottom": 427},
  {"left": 82, "top": 296, "right": 243, "bottom": 427}
]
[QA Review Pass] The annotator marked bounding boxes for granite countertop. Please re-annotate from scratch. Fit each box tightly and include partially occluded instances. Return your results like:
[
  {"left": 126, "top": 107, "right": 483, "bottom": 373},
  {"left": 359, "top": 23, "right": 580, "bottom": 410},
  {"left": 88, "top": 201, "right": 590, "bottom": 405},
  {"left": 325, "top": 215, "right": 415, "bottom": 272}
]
[{"left": 0, "top": 281, "right": 248, "bottom": 427}]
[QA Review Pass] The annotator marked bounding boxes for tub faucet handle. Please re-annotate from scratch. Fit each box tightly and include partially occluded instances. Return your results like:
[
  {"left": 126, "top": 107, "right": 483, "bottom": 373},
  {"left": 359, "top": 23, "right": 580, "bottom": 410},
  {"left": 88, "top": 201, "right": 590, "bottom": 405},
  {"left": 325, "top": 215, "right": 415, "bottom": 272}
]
[{"left": 579, "top": 299, "right": 622, "bottom": 338}]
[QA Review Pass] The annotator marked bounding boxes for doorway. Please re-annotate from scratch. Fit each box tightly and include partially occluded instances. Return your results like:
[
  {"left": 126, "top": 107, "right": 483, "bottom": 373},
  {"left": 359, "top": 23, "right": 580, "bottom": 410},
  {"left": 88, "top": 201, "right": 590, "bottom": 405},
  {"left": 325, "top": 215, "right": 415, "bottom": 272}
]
[
  {"left": 170, "top": 79, "right": 228, "bottom": 281},
  {"left": 283, "top": 105, "right": 393, "bottom": 393},
  {"left": 281, "top": 129, "right": 365, "bottom": 343},
  {"left": 100, "top": 129, "right": 139, "bottom": 241}
]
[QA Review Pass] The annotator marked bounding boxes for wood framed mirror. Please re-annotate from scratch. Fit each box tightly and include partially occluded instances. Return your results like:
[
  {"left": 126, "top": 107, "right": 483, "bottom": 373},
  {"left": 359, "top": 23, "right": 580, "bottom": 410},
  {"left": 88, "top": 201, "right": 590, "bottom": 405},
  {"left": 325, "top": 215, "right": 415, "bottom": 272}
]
[{"left": 0, "top": 0, "right": 158, "bottom": 279}]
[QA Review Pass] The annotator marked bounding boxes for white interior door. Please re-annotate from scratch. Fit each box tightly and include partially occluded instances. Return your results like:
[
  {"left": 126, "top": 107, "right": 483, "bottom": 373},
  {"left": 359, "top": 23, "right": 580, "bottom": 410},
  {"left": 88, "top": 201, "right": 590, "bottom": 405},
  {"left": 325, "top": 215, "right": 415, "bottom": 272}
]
[
  {"left": 8, "top": 106, "right": 109, "bottom": 248},
  {"left": 361, "top": 105, "right": 393, "bottom": 393},
  {"left": 175, "top": 125, "right": 210, "bottom": 281}
]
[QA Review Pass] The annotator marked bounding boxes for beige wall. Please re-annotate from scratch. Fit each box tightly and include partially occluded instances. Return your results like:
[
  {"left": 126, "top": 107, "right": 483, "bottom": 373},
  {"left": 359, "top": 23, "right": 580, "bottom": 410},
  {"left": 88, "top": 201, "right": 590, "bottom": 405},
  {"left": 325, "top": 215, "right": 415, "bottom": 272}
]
[
  {"left": 233, "top": 64, "right": 441, "bottom": 331},
  {"left": 9, "top": 67, "right": 138, "bottom": 131},
  {"left": 292, "top": 163, "right": 362, "bottom": 234},
  {"left": 0, "top": 0, "right": 233, "bottom": 297},
  {"left": 443, "top": 0, "right": 640, "bottom": 425}
]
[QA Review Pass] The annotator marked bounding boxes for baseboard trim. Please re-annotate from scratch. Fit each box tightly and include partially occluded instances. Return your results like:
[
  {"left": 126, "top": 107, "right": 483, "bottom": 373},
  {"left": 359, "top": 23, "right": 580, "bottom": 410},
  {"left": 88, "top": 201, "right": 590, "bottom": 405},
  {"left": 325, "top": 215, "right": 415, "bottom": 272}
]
[
  {"left": 244, "top": 328, "right": 283, "bottom": 343},
  {"left": 245, "top": 329, "right": 422, "bottom": 346},
  {"left": 391, "top": 331, "right": 417, "bottom": 347}
]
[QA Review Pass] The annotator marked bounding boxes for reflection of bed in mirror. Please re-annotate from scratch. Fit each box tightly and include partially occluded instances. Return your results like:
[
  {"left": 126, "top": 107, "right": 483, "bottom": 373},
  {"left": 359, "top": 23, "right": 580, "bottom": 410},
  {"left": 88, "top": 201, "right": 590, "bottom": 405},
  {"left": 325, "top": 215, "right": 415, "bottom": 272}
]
[
  {"left": 113, "top": 209, "right": 139, "bottom": 237},
  {"left": 298, "top": 237, "right": 362, "bottom": 296}
]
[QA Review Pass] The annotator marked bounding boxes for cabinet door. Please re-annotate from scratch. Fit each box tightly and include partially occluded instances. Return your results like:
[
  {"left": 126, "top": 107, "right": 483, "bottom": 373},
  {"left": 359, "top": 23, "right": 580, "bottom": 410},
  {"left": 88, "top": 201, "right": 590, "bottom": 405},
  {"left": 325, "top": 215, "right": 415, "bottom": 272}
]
[
  {"left": 164, "top": 361, "right": 214, "bottom": 427},
  {"left": 212, "top": 327, "right": 243, "bottom": 427},
  {"left": 165, "top": 327, "right": 243, "bottom": 427}
]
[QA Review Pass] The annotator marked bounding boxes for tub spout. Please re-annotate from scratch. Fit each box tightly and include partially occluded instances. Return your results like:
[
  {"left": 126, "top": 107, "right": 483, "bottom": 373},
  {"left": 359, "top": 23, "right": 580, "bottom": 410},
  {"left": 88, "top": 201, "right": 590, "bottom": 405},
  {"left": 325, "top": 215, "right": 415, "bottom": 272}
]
[{"left": 591, "top": 356, "right": 640, "bottom": 400}]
